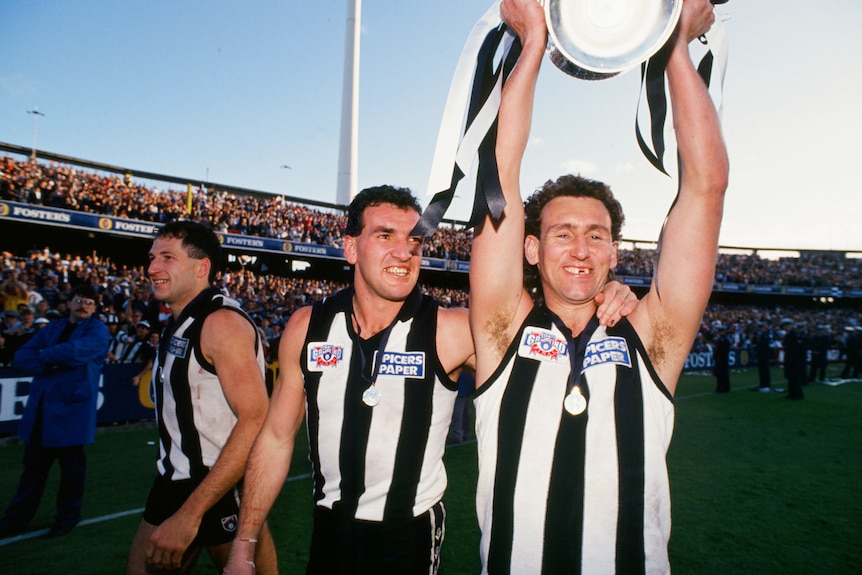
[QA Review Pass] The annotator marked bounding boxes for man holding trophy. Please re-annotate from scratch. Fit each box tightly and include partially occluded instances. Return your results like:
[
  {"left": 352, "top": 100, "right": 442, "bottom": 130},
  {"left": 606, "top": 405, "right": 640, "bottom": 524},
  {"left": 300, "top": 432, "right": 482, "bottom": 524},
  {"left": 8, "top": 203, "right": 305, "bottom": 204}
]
[{"left": 469, "top": 0, "right": 728, "bottom": 573}]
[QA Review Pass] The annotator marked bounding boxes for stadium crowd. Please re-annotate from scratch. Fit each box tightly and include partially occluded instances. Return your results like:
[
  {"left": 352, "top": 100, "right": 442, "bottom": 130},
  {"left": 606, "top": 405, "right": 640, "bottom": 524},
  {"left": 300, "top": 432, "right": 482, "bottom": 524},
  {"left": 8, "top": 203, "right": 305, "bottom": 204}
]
[
  {"left": 1, "top": 246, "right": 861, "bottom": 373},
  {"left": 2, "top": 154, "right": 860, "bottom": 289}
]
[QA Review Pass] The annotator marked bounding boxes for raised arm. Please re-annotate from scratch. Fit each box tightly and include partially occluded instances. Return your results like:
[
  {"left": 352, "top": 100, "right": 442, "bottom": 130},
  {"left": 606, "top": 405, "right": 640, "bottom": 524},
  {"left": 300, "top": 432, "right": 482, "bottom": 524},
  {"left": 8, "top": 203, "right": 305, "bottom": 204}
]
[
  {"left": 469, "top": 0, "right": 547, "bottom": 381},
  {"left": 223, "top": 306, "right": 310, "bottom": 575},
  {"left": 146, "top": 309, "right": 270, "bottom": 570},
  {"left": 630, "top": 0, "right": 730, "bottom": 389}
]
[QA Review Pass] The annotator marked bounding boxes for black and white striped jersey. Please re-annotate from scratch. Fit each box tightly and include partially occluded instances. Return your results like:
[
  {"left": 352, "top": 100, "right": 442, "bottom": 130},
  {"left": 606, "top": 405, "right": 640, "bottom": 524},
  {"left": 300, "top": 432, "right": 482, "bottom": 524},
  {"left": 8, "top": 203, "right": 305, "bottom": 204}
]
[
  {"left": 154, "top": 287, "right": 264, "bottom": 481},
  {"left": 302, "top": 287, "right": 458, "bottom": 522},
  {"left": 474, "top": 306, "right": 675, "bottom": 574}
]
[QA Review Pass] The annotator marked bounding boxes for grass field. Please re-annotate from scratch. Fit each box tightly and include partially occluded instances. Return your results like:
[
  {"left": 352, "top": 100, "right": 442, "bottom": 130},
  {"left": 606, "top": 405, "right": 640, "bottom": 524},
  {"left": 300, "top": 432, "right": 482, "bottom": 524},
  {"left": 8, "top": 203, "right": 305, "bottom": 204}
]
[{"left": 1, "top": 366, "right": 860, "bottom": 574}]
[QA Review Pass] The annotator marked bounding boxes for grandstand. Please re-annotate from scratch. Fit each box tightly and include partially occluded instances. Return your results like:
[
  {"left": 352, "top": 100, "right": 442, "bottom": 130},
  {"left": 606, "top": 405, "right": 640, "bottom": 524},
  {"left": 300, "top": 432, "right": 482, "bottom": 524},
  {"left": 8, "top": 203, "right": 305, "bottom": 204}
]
[{"left": 2, "top": 143, "right": 862, "bottom": 383}]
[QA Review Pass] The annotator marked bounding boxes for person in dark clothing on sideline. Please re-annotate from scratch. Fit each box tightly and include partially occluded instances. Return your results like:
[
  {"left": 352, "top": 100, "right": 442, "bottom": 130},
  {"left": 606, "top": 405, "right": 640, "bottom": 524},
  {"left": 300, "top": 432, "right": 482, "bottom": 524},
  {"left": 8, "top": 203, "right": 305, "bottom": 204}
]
[
  {"left": 0, "top": 285, "right": 110, "bottom": 538},
  {"left": 713, "top": 326, "right": 731, "bottom": 393},
  {"left": 808, "top": 324, "right": 831, "bottom": 383},
  {"left": 783, "top": 319, "right": 806, "bottom": 400},
  {"left": 755, "top": 322, "right": 774, "bottom": 392}
]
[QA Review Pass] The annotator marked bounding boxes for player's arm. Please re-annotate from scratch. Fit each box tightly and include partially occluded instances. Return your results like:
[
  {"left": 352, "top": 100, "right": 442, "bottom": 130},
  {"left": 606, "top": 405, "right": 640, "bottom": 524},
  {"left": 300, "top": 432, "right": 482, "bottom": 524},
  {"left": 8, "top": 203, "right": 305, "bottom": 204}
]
[
  {"left": 632, "top": 0, "right": 729, "bottom": 389},
  {"left": 470, "top": 0, "right": 547, "bottom": 379},
  {"left": 147, "top": 309, "right": 269, "bottom": 570},
  {"left": 223, "top": 306, "right": 310, "bottom": 575},
  {"left": 437, "top": 306, "right": 476, "bottom": 376}
]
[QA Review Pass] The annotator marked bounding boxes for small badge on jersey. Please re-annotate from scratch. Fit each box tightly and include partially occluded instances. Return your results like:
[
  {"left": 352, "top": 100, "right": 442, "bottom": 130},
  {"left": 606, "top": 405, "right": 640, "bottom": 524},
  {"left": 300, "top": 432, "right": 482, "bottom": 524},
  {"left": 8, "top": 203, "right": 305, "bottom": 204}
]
[
  {"left": 375, "top": 351, "right": 426, "bottom": 378},
  {"left": 518, "top": 327, "right": 569, "bottom": 363},
  {"left": 307, "top": 342, "right": 344, "bottom": 370},
  {"left": 220, "top": 514, "right": 238, "bottom": 532},
  {"left": 168, "top": 336, "right": 189, "bottom": 359},
  {"left": 582, "top": 336, "right": 632, "bottom": 370}
]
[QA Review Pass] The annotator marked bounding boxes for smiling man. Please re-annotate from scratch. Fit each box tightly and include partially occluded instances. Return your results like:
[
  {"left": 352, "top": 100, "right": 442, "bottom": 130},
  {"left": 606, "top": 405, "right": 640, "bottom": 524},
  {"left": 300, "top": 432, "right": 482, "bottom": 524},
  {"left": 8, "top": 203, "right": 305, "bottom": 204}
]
[
  {"left": 125, "top": 221, "right": 276, "bottom": 575},
  {"left": 225, "top": 186, "right": 478, "bottom": 575},
  {"left": 469, "top": 0, "right": 729, "bottom": 572}
]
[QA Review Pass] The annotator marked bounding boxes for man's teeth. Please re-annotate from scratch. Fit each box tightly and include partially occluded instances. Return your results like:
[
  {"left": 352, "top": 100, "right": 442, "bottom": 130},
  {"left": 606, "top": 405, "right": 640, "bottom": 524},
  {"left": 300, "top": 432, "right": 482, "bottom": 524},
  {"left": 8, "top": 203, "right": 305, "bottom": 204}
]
[{"left": 386, "top": 267, "right": 408, "bottom": 276}]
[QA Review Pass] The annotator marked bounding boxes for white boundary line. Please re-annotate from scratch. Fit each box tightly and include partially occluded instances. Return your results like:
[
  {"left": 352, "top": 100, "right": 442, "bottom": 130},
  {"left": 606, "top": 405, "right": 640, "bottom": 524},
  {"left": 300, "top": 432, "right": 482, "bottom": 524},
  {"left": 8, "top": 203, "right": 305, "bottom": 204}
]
[{"left": 0, "top": 473, "right": 313, "bottom": 546}]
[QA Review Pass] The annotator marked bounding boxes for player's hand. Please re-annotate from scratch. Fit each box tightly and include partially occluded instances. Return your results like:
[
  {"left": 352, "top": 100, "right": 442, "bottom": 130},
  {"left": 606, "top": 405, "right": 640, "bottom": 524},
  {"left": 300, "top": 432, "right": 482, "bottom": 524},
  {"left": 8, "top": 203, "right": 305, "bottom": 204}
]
[
  {"left": 595, "top": 280, "right": 638, "bottom": 327},
  {"left": 146, "top": 512, "right": 200, "bottom": 570},
  {"left": 500, "top": 0, "right": 547, "bottom": 46},
  {"left": 677, "top": 0, "right": 716, "bottom": 43}
]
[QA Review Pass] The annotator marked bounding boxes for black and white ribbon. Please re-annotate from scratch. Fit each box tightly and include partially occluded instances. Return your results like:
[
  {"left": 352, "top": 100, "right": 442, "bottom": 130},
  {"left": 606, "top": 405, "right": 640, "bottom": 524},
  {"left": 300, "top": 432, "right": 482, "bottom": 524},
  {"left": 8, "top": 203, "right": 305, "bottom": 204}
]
[
  {"left": 416, "top": 1, "right": 729, "bottom": 235},
  {"left": 637, "top": 15, "right": 729, "bottom": 175},
  {"left": 414, "top": 1, "right": 518, "bottom": 236}
]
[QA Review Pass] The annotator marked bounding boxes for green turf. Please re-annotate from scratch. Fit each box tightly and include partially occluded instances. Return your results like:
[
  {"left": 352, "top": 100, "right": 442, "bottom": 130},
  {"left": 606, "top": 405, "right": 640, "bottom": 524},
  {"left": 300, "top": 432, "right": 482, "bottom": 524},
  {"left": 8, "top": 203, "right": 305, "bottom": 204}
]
[{"left": 1, "top": 367, "right": 859, "bottom": 574}]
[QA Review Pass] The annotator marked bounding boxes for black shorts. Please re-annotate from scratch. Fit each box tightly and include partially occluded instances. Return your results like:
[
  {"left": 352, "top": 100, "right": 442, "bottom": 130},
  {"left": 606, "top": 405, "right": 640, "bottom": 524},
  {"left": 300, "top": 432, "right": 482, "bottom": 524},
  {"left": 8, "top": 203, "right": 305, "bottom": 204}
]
[
  {"left": 306, "top": 501, "right": 446, "bottom": 575},
  {"left": 143, "top": 474, "right": 241, "bottom": 547}
]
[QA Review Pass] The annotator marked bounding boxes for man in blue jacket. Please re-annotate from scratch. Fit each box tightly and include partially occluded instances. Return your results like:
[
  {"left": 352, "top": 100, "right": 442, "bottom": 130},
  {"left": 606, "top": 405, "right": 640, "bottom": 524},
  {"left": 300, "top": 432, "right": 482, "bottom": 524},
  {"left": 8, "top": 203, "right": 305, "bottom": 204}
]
[{"left": 0, "top": 284, "right": 110, "bottom": 538}]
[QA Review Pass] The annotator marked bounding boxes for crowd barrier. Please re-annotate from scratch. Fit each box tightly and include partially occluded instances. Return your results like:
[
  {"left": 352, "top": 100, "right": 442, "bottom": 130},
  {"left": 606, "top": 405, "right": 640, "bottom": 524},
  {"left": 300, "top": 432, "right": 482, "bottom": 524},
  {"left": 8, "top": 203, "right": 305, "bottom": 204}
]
[{"left": 0, "top": 363, "right": 154, "bottom": 437}]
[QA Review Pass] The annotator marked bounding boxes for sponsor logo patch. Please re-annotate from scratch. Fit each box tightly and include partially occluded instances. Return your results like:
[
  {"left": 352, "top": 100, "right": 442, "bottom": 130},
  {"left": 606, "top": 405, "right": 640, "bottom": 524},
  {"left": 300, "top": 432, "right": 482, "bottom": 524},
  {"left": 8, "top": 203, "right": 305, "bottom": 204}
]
[
  {"left": 168, "top": 336, "right": 189, "bottom": 358},
  {"left": 374, "top": 351, "right": 425, "bottom": 378},
  {"left": 518, "top": 327, "right": 569, "bottom": 363},
  {"left": 307, "top": 343, "right": 344, "bottom": 370},
  {"left": 582, "top": 336, "right": 631, "bottom": 369}
]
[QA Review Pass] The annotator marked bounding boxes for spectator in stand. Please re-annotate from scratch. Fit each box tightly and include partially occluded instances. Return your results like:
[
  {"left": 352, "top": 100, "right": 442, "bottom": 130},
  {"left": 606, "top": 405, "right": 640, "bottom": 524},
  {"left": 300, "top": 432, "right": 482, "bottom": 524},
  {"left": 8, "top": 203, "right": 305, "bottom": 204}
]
[
  {"left": 131, "top": 330, "right": 160, "bottom": 390},
  {"left": 1, "top": 307, "right": 37, "bottom": 363},
  {"left": 125, "top": 285, "right": 160, "bottom": 329},
  {"left": 105, "top": 314, "right": 129, "bottom": 363},
  {"left": 1, "top": 273, "right": 30, "bottom": 312},
  {"left": 4, "top": 152, "right": 862, "bottom": 286},
  {"left": 26, "top": 279, "right": 44, "bottom": 311},
  {"left": 36, "top": 275, "right": 61, "bottom": 310},
  {"left": 117, "top": 320, "right": 155, "bottom": 365},
  {"left": 0, "top": 310, "right": 21, "bottom": 365}
]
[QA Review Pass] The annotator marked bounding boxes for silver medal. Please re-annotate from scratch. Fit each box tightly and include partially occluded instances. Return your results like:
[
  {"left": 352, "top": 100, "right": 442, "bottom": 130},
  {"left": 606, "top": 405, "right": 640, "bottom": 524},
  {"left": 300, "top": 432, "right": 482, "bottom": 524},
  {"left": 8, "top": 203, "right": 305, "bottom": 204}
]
[
  {"left": 362, "top": 385, "right": 381, "bottom": 407},
  {"left": 564, "top": 386, "right": 587, "bottom": 415}
]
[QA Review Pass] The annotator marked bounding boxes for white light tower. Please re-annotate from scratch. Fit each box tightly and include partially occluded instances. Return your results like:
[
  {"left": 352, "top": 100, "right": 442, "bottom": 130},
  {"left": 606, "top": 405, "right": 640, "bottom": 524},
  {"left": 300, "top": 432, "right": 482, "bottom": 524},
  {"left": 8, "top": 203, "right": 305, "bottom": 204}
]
[
  {"left": 27, "top": 108, "right": 45, "bottom": 162},
  {"left": 336, "top": 0, "right": 361, "bottom": 206}
]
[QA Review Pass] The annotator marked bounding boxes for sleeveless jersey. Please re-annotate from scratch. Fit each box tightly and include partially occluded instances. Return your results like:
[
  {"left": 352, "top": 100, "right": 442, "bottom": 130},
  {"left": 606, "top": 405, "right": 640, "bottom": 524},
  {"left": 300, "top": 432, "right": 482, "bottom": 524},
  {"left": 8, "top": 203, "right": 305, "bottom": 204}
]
[
  {"left": 301, "top": 287, "right": 458, "bottom": 522},
  {"left": 153, "top": 287, "right": 265, "bottom": 481},
  {"left": 474, "top": 306, "right": 675, "bottom": 575}
]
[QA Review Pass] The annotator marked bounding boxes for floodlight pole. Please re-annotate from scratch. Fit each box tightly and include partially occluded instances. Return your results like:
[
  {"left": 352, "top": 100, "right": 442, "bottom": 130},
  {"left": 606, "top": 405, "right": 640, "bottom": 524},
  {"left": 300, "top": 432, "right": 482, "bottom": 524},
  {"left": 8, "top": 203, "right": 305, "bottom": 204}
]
[
  {"left": 27, "top": 108, "right": 45, "bottom": 162},
  {"left": 280, "top": 164, "right": 292, "bottom": 195},
  {"left": 336, "top": 0, "right": 361, "bottom": 206}
]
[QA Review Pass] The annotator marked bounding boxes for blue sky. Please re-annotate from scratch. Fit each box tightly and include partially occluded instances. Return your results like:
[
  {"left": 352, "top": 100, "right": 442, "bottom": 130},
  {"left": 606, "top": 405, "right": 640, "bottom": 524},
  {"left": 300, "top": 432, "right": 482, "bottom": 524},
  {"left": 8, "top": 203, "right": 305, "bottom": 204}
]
[{"left": 2, "top": 1, "right": 861, "bottom": 252}]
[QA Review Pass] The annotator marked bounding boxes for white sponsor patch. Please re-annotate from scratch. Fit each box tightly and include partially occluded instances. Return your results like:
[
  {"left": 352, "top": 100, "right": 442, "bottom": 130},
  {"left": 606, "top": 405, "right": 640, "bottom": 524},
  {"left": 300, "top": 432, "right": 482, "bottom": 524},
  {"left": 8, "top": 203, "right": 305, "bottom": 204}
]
[
  {"left": 582, "top": 336, "right": 631, "bottom": 369},
  {"left": 375, "top": 351, "right": 426, "bottom": 378},
  {"left": 307, "top": 342, "right": 344, "bottom": 370},
  {"left": 518, "top": 326, "right": 569, "bottom": 364}
]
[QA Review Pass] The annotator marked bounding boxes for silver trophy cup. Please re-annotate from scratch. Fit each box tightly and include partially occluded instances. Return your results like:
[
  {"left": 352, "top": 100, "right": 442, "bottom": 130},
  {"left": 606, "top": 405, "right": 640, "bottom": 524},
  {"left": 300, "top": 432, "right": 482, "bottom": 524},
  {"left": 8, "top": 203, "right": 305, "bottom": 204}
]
[{"left": 544, "top": 0, "right": 683, "bottom": 80}]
